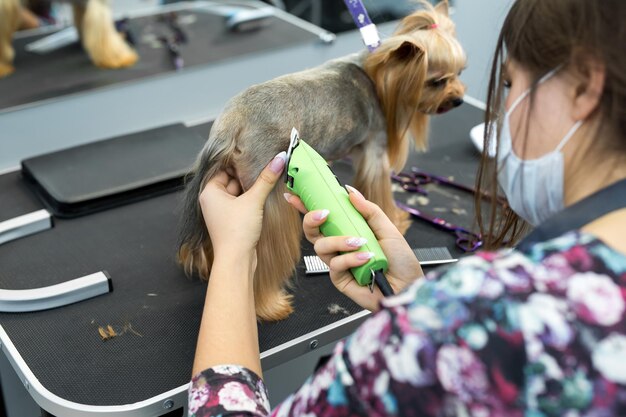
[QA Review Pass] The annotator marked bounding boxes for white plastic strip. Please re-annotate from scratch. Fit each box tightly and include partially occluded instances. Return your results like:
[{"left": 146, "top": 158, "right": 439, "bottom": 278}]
[
  {"left": 0, "top": 210, "right": 52, "bottom": 246},
  {"left": 463, "top": 94, "right": 487, "bottom": 111},
  {"left": 359, "top": 24, "right": 380, "bottom": 48},
  {"left": 25, "top": 27, "right": 78, "bottom": 54},
  {"left": 0, "top": 271, "right": 111, "bottom": 312}
]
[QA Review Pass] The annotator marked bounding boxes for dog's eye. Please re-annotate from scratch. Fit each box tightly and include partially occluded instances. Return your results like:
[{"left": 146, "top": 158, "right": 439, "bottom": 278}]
[{"left": 428, "top": 78, "right": 447, "bottom": 88}]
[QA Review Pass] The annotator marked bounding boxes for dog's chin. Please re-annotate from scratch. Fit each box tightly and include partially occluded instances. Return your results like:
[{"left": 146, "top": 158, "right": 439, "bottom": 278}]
[
  {"left": 418, "top": 106, "right": 454, "bottom": 115},
  {"left": 436, "top": 106, "right": 454, "bottom": 114}
]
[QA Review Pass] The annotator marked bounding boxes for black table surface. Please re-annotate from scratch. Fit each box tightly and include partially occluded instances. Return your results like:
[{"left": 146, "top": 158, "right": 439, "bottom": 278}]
[
  {"left": 0, "top": 4, "right": 319, "bottom": 112},
  {"left": 0, "top": 104, "right": 483, "bottom": 406}
]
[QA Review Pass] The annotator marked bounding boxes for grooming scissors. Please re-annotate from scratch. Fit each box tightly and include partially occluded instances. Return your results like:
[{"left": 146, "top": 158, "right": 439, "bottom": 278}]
[{"left": 392, "top": 168, "right": 483, "bottom": 252}]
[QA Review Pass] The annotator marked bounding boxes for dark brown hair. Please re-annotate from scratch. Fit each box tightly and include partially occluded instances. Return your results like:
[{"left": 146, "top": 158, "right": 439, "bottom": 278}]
[{"left": 475, "top": 0, "right": 626, "bottom": 249}]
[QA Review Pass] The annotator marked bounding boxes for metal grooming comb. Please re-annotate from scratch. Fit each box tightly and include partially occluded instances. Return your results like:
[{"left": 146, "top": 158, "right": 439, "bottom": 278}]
[{"left": 304, "top": 246, "right": 458, "bottom": 275}]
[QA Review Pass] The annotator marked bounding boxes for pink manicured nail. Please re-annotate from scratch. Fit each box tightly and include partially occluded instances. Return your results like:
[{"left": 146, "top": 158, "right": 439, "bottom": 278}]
[
  {"left": 283, "top": 193, "right": 292, "bottom": 202},
  {"left": 345, "top": 185, "right": 364, "bottom": 199},
  {"left": 313, "top": 209, "right": 330, "bottom": 221},
  {"left": 269, "top": 151, "right": 287, "bottom": 174},
  {"left": 356, "top": 252, "right": 375, "bottom": 260},
  {"left": 346, "top": 237, "right": 367, "bottom": 247}
]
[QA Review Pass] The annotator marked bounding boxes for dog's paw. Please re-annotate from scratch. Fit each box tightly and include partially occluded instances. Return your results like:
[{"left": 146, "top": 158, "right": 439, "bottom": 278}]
[
  {"left": 0, "top": 62, "right": 15, "bottom": 78},
  {"left": 93, "top": 46, "right": 138, "bottom": 69}
]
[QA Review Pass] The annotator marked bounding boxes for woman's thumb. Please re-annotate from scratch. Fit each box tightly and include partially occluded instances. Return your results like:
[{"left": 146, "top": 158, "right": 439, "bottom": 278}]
[{"left": 249, "top": 151, "right": 287, "bottom": 201}]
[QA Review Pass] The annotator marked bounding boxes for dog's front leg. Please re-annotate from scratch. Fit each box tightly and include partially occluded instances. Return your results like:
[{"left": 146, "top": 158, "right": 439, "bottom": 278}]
[
  {"left": 352, "top": 140, "right": 411, "bottom": 234},
  {"left": 0, "top": 0, "right": 20, "bottom": 77},
  {"left": 75, "top": 0, "right": 137, "bottom": 69}
]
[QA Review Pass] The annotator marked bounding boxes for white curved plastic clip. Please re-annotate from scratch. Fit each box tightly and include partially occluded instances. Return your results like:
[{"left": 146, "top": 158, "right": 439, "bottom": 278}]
[
  {"left": 0, "top": 209, "right": 52, "bottom": 246},
  {"left": 0, "top": 271, "right": 112, "bottom": 313}
]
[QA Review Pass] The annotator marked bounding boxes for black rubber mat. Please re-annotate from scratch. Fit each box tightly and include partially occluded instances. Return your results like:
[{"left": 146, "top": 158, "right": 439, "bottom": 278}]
[
  {"left": 0, "top": 6, "right": 319, "bottom": 111},
  {"left": 397, "top": 104, "right": 487, "bottom": 258},
  {"left": 0, "top": 104, "right": 484, "bottom": 405},
  {"left": 22, "top": 123, "right": 207, "bottom": 217},
  {"left": 0, "top": 170, "right": 44, "bottom": 222}
]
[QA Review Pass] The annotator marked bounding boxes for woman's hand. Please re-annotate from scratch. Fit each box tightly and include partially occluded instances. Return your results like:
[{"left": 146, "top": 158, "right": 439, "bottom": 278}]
[
  {"left": 199, "top": 152, "right": 287, "bottom": 260},
  {"left": 193, "top": 153, "right": 285, "bottom": 379},
  {"left": 285, "top": 186, "right": 423, "bottom": 311}
]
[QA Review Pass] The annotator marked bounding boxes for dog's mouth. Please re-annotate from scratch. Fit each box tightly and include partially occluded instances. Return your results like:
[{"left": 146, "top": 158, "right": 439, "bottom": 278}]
[{"left": 436, "top": 98, "right": 464, "bottom": 114}]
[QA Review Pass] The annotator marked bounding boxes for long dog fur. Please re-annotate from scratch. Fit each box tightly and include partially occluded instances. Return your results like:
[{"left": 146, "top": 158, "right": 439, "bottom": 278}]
[
  {"left": 179, "top": 1, "right": 466, "bottom": 321},
  {"left": 0, "top": 0, "right": 19, "bottom": 76}
]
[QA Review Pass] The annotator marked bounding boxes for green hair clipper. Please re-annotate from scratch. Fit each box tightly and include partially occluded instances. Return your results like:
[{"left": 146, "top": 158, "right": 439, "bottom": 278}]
[{"left": 285, "top": 128, "right": 393, "bottom": 295}]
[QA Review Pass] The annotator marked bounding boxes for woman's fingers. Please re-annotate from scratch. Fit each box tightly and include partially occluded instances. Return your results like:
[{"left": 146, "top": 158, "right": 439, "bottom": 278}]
[
  {"left": 313, "top": 236, "right": 373, "bottom": 284},
  {"left": 313, "top": 236, "right": 369, "bottom": 257},
  {"left": 206, "top": 171, "right": 230, "bottom": 190},
  {"left": 346, "top": 186, "right": 403, "bottom": 240},
  {"left": 327, "top": 251, "right": 372, "bottom": 274},
  {"left": 284, "top": 193, "right": 307, "bottom": 214},
  {"left": 301, "top": 209, "right": 330, "bottom": 244},
  {"left": 246, "top": 152, "right": 286, "bottom": 204},
  {"left": 201, "top": 171, "right": 240, "bottom": 196},
  {"left": 225, "top": 177, "right": 242, "bottom": 196}
]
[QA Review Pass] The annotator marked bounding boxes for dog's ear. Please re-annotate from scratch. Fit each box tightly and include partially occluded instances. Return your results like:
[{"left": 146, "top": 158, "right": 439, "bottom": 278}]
[
  {"left": 391, "top": 40, "right": 425, "bottom": 62},
  {"left": 363, "top": 37, "right": 428, "bottom": 169},
  {"left": 434, "top": 0, "right": 449, "bottom": 17}
]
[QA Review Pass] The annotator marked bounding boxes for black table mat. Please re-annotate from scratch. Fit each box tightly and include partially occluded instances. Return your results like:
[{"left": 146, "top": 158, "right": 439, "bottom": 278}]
[
  {"left": 0, "top": 104, "right": 484, "bottom": 406},
  {"left": 22, "top": 123, "right": 207, "bottom": 217},
  {"left": 0, "top": 170, "right": 44, "bottom": 223},
  {"left": 398, "top": 104, "right": 486, "bottom": 258},
  {"left": 0, "top": 5, "right": 319, "bottom": 111}
]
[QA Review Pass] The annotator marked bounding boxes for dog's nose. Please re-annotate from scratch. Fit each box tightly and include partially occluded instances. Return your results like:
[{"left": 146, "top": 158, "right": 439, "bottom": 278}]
[{"left": 452, "top": 98, "right": 464, "bottom": 108}]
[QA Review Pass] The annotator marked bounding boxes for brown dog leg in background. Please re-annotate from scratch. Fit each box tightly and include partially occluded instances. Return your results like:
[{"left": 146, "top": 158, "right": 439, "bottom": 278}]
[
  {"left": 74, "top": 0, "right": 137, "bottom": 69},
  {"left": 0, "top": 0, "right": 20, "bottom": 77}
]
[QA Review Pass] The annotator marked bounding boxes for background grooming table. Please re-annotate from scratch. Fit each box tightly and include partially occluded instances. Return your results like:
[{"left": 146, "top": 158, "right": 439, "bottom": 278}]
[
  {"left": 0, "top": 1, "right": 324, "bottom": 112},
  {"left": 0, "top": 103, "right": 484, "bottom": 417}
]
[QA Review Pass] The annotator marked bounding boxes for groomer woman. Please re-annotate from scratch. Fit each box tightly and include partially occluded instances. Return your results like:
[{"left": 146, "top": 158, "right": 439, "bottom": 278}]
[{"left": 189, "top": 0, "right": 626, "bottom": 415}]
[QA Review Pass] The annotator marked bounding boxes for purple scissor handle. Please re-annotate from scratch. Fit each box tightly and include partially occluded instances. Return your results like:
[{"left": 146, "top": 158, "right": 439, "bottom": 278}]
[
  {"left": 395, "top": 201, "right": 482, "bottom": 252},
  {"left": 409, "top": 168, "right": 478, "bottom": 195},
  {"left": 391, "top": 167, "right": 486, "bottom": 252},
  {"left": 391, "top": 171, "right": 429, "bottom": 194},
  {"left": 392, "top": 168, "right": 507, "bottom": 205}
]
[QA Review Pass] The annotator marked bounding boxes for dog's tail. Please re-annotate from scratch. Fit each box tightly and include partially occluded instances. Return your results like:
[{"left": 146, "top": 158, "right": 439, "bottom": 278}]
[
  {"left": 0, "top": 0, "right": 20, "bottom": 75},
  {"left": 177, "top": 124, "right": 238, "bottom": 280},
  {"left": 177, "top": 120, "right": 302, "bottom": 321}
]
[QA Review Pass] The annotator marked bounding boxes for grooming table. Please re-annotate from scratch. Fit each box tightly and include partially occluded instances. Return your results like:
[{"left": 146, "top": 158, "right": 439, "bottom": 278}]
[
  {"left": 0, "top": 1, "right": 326, "bottom": 112},
  {"left": 0, "top": 103, "right": 484, "bottom": 416}
]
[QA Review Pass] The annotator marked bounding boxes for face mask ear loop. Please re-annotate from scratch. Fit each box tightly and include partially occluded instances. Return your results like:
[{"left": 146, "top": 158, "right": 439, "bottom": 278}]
[
  {"left": 506, "top": 65, "right": 564, "bottom": 117},
  {"left": 555, "top": 120, "right": 583, "bottom": 152},
  {"left": 506, "top": 89, "right": 530, "bottom": 117},
  {"left": 503, "top": 65, "right": 570, "bottom": 155},
  {"left": 538, "top": 65, "right": 562, "bottom": 85}
]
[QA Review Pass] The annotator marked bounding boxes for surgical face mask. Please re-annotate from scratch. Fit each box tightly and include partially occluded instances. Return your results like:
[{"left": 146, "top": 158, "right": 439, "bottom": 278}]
[{"left": 497, "top": 68, "right": 583, "bottom": 226}]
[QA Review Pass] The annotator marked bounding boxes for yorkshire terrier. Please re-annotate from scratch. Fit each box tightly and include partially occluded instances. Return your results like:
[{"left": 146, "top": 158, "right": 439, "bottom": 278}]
[
  {"left": 178, "top": 0, "right": 466, "bottom": 321},
  {"left": 0, "top": 0, "right": 137, "bottom": 78}
]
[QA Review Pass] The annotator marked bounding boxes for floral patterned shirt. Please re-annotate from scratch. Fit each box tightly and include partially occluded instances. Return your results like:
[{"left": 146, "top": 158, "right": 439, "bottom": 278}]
[{"left": 189, "top": 231, "right": 626, "bottom": 416}]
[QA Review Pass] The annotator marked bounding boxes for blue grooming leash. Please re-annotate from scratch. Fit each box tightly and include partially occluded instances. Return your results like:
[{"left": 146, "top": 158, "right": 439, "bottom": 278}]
[{"left": 343, "top": 0, "right": 381, "bottom": 51}]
